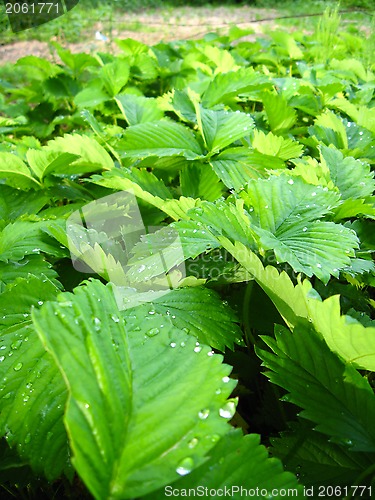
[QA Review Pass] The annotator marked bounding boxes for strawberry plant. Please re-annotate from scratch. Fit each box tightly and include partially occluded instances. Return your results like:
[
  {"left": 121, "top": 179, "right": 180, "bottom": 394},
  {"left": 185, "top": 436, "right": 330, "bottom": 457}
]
[{"left": 0, "top": 15, "right": 375, "bottom": 499}]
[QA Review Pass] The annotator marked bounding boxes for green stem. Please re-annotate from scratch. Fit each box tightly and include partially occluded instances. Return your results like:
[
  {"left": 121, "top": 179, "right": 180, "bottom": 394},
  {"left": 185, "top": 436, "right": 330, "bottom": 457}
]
[
  {"left": 243, "top": 280, "right": 256, "bottom": 347},
  {"left": 346, "top": 463, "right": 375, "bottom": 500}
]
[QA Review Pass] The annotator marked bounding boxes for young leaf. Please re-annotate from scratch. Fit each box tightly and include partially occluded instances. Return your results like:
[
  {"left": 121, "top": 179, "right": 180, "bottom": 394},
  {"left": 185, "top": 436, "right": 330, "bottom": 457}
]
[
  {"left": 252, "top": 130, "right": 304, "bottom": 160},
  {"left": 305, "top": 293, "right": 375, "bottom": 372},
  {"left": 33, "top": 280, "right": 238, "bottom": 499}
]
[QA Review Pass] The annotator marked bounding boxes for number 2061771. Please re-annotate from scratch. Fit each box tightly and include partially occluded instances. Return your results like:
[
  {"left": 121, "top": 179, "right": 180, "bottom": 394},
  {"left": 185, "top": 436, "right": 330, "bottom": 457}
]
[{"left": 5, "top": 3, "right": 60, "bottom": 15}]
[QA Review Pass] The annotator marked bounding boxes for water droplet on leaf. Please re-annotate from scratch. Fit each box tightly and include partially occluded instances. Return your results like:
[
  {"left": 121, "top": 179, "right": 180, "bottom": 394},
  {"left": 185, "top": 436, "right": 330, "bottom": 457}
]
[{"left": 176, "top": 457, "right": 194, "bottom": 476}]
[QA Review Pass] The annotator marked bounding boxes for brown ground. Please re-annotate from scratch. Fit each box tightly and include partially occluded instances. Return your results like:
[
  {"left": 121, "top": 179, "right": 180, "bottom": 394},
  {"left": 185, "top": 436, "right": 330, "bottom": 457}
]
[{"left": 0, "top": 6, "right": 280, "bottom": 64}]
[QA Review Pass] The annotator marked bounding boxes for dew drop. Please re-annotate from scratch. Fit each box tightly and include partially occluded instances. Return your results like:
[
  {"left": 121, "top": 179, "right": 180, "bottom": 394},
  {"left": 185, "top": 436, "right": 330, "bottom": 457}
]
[
  {"left": 176, "top": 457, "right": 194, "bottom": 476},
  {"left": 13, "top": 363, "right": 23, "bottom": 371},
  {"left": 11, "top": 340, "right": 22, "bottom": 350},
  {"left": 170, "top": 342, "right": 177, "bottom": 348},
  {"left": 188, "top": 437, "right": 199, "bottom": 449},
  {"left": 219, "top": 400, "right": 236, "bottom": 419},
  {"left": 288, "top": 179, "right": 294, "bottom": 185},
  {"left": 147, "top": 327, "right": 159, "bottom": 337},
  {"left": 222, "top": 376, "right": 230, "bottom": 383},
  {"left": 137, "top": 265, "right": 146, "bottom": 273},
  {"left": 302, "top": 226, "right": 308, "bottom": 232},
  {"left": 198, "top": 408, "right": 210, "bottom": 420},
  {"left": 93, "top": 317, "right": 101, "bottom": 330},
  {"left": 209, "top": 434, "right": 220, "bottom": 443}
]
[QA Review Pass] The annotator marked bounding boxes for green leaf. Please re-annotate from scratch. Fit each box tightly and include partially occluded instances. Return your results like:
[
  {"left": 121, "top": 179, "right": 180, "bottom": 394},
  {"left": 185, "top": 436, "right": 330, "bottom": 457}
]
[
  {"left": 50, "top": 44, "right": 99, "bottom": 73},
  {"left": 270, "top": 31, "right": 304, "bottom": 60},
  {"left": 241, "top": 176, "right": 358, "bottom": 283},
  {"left": 0, "top": 186, "right": 48, "bottom": 221},
  {"left": 26, "top": 149, "right": 80, "bottom": 179},
  {"left": 180, "top": 163, "right": 223, "bottom": 201},
  {"left": 271, "top": 421, "right": 375, "bottom": 488},
  {"left": 149, "top": 429, "right": 302, "bottom": 499},
  {"left": 310, "top": 110, "right": 348, "bottom": 149},
  {"left": 119, "top": 121, "right": 203, "bottom": 160},
  {"left": 202, "top": 68, "right": 270, "bottom": 107},
  {"left": 101, "top": 59, "right": 130, "bottom": 97},
  {"left": 0, "top": 219, "right": 68, "bottom": 263},
  {"left": 115, "top": 94, "right": 164, "bottom": 125},
  {"left": 188, "top": 200, "right": 257, "bottom": 250},
  {"left": 0, "top": 256, "right": 58, "bottom": 287},
  {"left": 33, "top": 280, "right": 237, "bottom": 499},
  {"left": 262, "top": 92, "right": 297, "bottom": 134},
  {"left": 252, "top": 130, "right": 304, "bottom": 160},
  {"left": 320, "top": 146, "right": 375, "bottom": 200},
  {"left": 198, "top": 107, "right": 254, "bottom": 154},
  {"left": 217, "top": 239, "right": 309, "bottom": 329},
  {"left": 126, "top": 221, "right": 220, "bottom": 283},
  {"left": 304, "top": 293, "right": 375, "bottom": 372},
  {"left": 0, "top": 153, "right": 41, "bottom": 190},
  {"left": 332, "top": 198, "right": 375, "bottom": 221},
  {"left": 0, "top": 276, "right": 69, "bottom": 479},
  {"left": 74, "top": 82, "right": 110, "bottom": 108},
  {"left": 210, "top": 148, "right": 285, "bottom": 190},
  {"left": 199, "top": 45, "right": 238, "bottom": 73},
  {"left": 257, "top": 324, "right": 375, "bottom": 452},
  {"left": 45, "top": 134, "right": 114, "bottom": 172},
  {"left": 90, "top": 170, "right": 200, "bottom": 221},
  {"left": 147, "top": 286, "right": 243, "bottom": 350}
]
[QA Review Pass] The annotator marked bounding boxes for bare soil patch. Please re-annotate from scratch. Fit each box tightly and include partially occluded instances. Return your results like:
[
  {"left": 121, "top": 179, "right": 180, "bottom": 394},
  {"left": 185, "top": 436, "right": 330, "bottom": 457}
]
[{"left": 0, "top": 6, "right": 279, "bottom": 64}]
